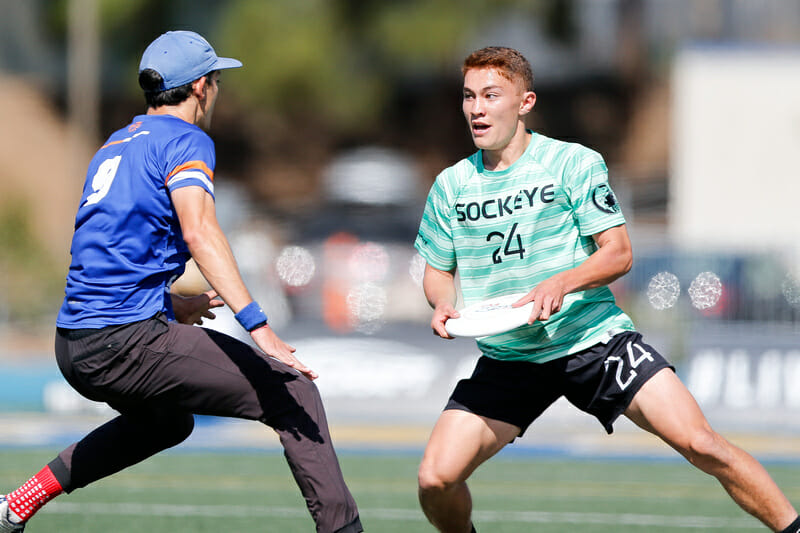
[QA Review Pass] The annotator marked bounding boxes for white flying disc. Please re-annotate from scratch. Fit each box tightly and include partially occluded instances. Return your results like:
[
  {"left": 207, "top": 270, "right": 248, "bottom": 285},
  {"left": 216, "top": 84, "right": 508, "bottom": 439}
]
[{"left": 445, "top": 293, "right": 534, "bottom": 338}]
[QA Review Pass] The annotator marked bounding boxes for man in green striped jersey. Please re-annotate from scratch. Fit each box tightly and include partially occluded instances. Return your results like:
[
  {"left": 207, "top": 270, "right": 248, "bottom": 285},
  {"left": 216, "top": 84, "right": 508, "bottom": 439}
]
[{"left": 414, "top": 46, "right": 799, "bottom": 533}]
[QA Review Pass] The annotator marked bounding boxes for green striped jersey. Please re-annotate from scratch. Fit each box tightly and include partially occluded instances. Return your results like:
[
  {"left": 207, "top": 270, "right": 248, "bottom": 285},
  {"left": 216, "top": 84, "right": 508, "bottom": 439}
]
[{"left": 415, "top": 131, "right": 635, "bottom": 363}]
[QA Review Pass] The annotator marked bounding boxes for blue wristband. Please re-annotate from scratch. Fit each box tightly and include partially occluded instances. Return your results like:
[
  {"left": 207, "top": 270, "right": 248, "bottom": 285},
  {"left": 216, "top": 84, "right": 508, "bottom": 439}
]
[{"left": 235, "top": 301, "right": 268, "bottom": 331}]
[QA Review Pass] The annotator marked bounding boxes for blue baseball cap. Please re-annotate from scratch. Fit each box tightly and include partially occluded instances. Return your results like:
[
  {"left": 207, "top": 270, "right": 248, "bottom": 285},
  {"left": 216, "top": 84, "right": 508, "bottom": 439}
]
[{"left": 139, "top": 30, "right": 242, "bottom": 91}]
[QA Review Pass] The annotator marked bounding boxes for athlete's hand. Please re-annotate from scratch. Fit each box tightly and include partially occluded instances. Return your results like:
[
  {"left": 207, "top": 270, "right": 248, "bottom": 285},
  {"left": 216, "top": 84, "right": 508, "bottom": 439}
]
[
  {"left": 514, "top": 275, "right": 567, "bottom": 324},
  {"left": 250, "top": 325, "right": 318, "bottom": 380},
  {"left": 431, "top": 301, "right": 460, "bottom": 340},
  {"left": 172, "top": 290, "right": 225, "bottom": 325}
]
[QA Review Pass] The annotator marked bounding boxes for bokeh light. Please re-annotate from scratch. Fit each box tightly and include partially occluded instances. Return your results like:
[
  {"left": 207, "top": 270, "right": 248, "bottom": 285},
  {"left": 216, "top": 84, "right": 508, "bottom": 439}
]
[
  {"left": 688, "top": 271, "right": 723, "bottom": 310},
  {"left": 781, "top": 274, "right": 800, "bottom": 308},
  {"left": 346, "top": 282, "right": 388, "bottom": 334},
  {"left": 409, "top": 253, "right": 426, "bottom": 287},
  {"left": 348, "top": 242, "right": 390, "bottom": 283},
  {"left": 275, "top": 245, "right": 316, "bottom": 287},
  {"left": 646, "top": 271, "right": 681, "bottom": 310}
]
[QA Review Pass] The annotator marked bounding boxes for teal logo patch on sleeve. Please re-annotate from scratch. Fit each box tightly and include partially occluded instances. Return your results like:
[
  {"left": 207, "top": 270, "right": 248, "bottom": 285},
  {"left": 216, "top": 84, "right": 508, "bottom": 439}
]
[{"left": 592, "top": 183, "right": 620, "bottom": 214}]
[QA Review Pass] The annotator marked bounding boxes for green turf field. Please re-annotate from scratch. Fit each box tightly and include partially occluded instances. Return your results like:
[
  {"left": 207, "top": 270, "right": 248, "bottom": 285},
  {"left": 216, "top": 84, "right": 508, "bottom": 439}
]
[{"left": 2, "top": 449, "right": 798, "bottom": 532}]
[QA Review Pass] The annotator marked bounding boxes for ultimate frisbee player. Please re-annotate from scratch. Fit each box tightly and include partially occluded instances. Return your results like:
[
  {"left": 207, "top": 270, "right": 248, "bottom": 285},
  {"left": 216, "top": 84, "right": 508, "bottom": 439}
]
[
  {"left": 414, "top": 45, "right": 799, "bottom": 533},
  {"left": 0, "top": 31, "right": 361, "bottom": 533}
]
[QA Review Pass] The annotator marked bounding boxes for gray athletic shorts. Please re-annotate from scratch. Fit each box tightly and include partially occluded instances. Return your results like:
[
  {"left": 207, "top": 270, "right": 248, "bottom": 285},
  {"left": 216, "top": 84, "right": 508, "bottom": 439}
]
[{"left": 446, "top": 331, "right": 674, "bottom": 435}]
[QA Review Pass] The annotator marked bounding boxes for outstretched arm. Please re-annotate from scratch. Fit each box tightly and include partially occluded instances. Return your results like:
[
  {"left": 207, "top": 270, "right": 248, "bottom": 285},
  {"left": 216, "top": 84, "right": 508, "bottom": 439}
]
[
  {"left": 170, "top": 185, "right": 317, "bottom": 380},
  {"left": 423, "top": 263, "right": 461, "bottom": 339},
  {"left": 515, "top": 224, "right": 632, "bottom": 323}
]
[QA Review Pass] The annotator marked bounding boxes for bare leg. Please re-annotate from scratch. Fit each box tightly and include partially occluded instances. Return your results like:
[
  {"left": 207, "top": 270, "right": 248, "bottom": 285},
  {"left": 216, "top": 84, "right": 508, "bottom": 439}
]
[
  {"left": 625, "top": 368, "right": 797, "bottom": 532},
  {"left": 417, "top": 410, "right": 519, "bottom": 533}
]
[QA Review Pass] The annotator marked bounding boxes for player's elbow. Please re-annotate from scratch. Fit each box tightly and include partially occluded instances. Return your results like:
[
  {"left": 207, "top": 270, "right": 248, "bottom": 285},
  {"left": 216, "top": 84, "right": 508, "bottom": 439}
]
[
  {"left": 620, "top": 251, "right": 633, "bottom": 275},
  {"left": 181, "top": 224, "right": 216, "bottom": 258},
  {"left": 615, "top": 239, "right": 633, "bottom": 275},
  {"left": 181, "top": 227, "right": 205, "bottom": 250}
]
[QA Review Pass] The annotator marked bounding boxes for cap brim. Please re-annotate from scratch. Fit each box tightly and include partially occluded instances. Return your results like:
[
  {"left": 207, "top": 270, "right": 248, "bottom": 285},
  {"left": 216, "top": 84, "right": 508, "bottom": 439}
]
[{"left": 212, "top": 57, "right": 243, "bottom": 71}]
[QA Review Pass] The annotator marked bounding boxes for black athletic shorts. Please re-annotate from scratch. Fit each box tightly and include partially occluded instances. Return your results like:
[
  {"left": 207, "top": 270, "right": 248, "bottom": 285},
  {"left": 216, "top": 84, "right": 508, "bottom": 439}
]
[{"left": 446, "top": 331, "right": 674, "bottom": 435}]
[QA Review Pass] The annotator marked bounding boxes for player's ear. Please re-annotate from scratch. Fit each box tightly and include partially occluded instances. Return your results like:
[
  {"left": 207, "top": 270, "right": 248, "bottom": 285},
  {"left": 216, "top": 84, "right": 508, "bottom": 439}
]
[
  {"left": 192, "top": 76, "right": 207, "bottom": 99},
  {"left": 519, "top": 91, "right": 536, "bottom": 115}
]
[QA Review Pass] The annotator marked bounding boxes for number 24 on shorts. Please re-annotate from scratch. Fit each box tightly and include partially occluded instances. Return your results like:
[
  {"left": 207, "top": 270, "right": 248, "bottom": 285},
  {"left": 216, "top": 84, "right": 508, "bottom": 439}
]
[{"left": 604, "top": 341, "right": 655, "bottom": 391}]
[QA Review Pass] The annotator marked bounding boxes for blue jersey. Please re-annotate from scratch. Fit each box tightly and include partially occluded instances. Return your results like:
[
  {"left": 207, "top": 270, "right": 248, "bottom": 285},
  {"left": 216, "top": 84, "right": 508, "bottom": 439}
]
[{"left": 57, "top": 114, "right": 216, "bottom": 328}]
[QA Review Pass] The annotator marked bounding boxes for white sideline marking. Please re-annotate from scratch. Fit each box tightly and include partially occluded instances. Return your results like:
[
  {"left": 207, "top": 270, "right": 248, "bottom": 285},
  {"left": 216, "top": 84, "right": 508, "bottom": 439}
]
[{"left": 42, "top": 502, "right": 761, "bottom": 529}]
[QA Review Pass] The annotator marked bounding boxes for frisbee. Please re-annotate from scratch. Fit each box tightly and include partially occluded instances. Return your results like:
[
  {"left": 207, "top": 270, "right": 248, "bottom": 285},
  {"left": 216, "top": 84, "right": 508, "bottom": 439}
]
[{"left": 445, "top": 293, "right": 534, "bottom": 338}]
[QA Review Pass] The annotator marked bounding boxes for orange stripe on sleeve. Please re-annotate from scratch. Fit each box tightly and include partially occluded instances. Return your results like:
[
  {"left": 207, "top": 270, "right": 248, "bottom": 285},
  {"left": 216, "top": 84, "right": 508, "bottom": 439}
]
[
  {"left": 164, "top": 160, "right": 215, "bottom": 186},
  {"left": 100, "top": 139, "right": 127, "bottom": 150}
]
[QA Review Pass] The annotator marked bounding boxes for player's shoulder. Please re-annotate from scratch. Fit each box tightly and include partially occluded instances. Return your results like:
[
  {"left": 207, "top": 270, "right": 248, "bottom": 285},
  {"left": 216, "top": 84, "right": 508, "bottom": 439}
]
[
  {"left": 123, "top": 114, "right": 211, "bottom": 145},
  {"left": 530, "top": 133, "right": 602, "bottom": 165},
  {"left": 529, "top": 131, "right": 604, "bottom": 170},
  {"left": 430, "top": 152, "right": 482, "bottom": 197}
]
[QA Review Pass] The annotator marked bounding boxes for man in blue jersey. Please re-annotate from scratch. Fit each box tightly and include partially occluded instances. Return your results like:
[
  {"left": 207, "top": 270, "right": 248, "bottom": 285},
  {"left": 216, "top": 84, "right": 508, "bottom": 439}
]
[
  {"left": 0, "top": 31, "right": 361, "bottom": 533},
  {"left": 414, "top": 46, "right": 799, "bottom": 533}
]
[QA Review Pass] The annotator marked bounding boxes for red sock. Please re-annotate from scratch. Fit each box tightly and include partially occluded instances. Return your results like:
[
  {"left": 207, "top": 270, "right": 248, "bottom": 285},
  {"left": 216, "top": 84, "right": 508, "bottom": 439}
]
[{"left": 6, "top": 466, "right": 63, "bottom": 522}]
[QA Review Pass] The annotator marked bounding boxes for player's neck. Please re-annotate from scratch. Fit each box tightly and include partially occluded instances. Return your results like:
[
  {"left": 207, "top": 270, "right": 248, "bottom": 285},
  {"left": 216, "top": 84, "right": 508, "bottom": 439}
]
[
  {"left": 481, "top": 127, "right": 531, "bottom": 172},
  {"left": 146, "top": 98, "right": 201, "bottom": 126}
]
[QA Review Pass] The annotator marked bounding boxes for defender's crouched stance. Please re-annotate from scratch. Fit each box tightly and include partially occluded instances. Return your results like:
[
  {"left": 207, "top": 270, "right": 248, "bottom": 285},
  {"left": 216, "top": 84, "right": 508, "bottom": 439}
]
[{"left": 0, "top": 31, "right": 361, "bottom": 533}]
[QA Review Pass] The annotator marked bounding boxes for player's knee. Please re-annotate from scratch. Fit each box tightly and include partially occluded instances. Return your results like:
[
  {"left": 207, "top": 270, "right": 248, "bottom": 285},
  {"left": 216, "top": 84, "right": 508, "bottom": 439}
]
[
  {"left": 683, "top": 428, "right": 730, "bottom": 471},
  {"left": 162, "top": 412, "right": 195, "bottom": 447},
  {"left": 417, "top": 462, "right": 456, "bottom": 495},
  {"left": 287, "top": 373, "right": 322, "bottom": 404},
  {"left": 319, "top": 493, "right": 357, "bottom": 525},
  {"left": 292, "top": 378, "right": 327, "bottom": 421}
]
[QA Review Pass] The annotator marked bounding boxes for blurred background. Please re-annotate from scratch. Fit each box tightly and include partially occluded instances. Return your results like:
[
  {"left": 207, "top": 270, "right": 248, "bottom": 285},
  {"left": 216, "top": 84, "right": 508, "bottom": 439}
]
[{"left": 0, "top": 0, "right": 799, "bottom": 457}]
